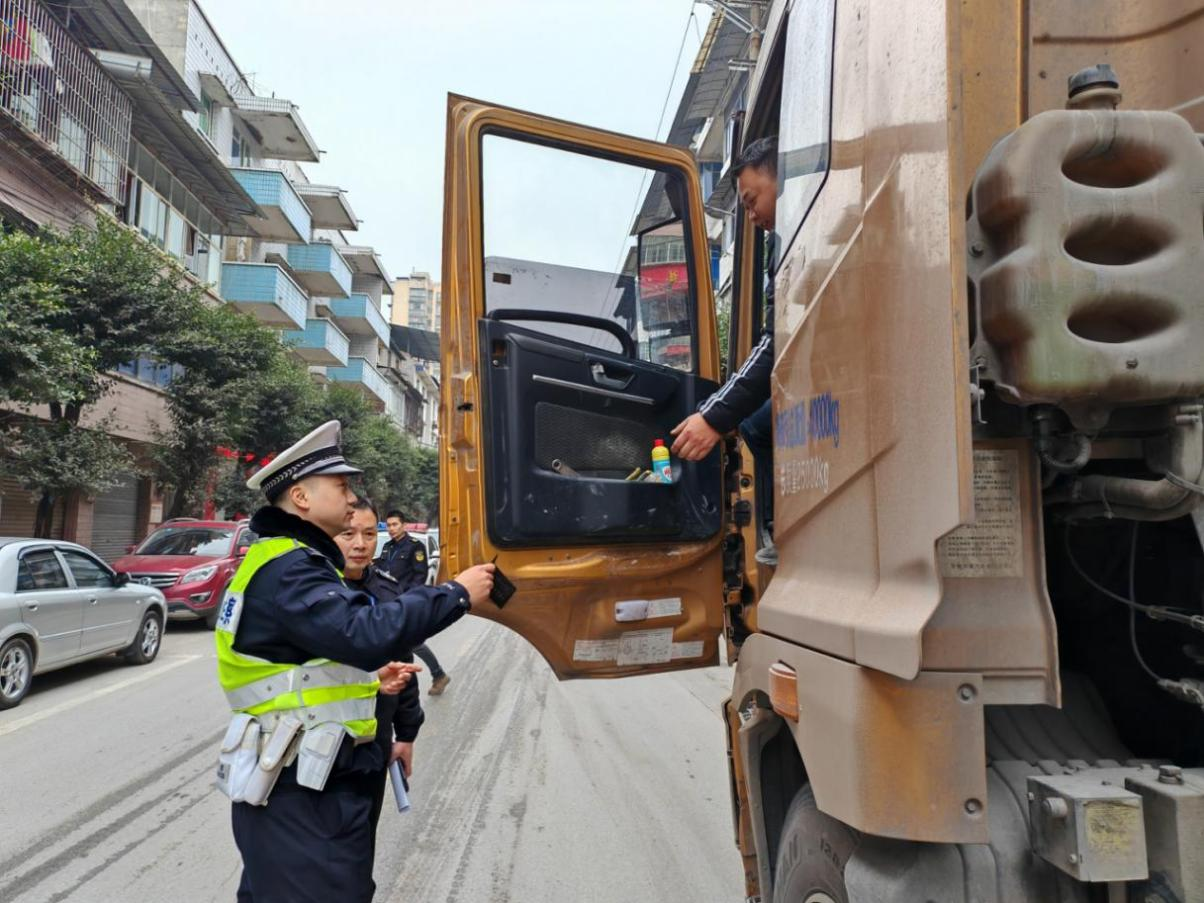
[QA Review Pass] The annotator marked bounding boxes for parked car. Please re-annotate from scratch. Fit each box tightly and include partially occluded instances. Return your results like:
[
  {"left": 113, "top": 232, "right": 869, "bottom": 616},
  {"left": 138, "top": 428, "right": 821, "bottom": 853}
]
[
  {"left": 374, "top": 526, "right": 440, "bottom": 586},
  {"left": 0, "top": 538, "right": 167, "bottom": 710},
  {"left": 111, "top": 519, "right": 255, "bottom": 629}
]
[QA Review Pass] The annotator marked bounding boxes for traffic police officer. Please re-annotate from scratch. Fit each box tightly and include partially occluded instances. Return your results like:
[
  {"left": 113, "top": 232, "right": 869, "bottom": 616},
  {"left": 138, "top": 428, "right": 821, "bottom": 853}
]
[
  {"left": 377, "top": 510, "right": 428, "bottom": 586},
  {"left": 333, "top": 496, "right": 427, "bottom": 837},
  {"left": 214, "top": 421, "right": 495, "bottom": 903}
]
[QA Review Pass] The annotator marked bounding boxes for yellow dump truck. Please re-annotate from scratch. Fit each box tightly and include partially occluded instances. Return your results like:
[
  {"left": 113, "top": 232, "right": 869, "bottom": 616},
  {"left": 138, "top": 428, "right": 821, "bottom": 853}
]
[{"left": 438, "top": 2, "right": 1204, "bottom": 900}]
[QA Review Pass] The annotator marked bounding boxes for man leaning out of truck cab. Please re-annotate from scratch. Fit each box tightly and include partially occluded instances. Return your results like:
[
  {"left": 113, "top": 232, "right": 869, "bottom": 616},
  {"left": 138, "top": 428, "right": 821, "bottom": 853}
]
[{"left": 671, "top": 136, "right": 779, "bottom": 564}]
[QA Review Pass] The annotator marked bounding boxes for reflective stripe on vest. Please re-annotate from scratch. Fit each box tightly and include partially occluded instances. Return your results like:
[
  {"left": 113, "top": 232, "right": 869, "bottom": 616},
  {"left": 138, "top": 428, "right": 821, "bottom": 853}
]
[{"left": 214, "top": 536, "right": 378, "bottom": 740}]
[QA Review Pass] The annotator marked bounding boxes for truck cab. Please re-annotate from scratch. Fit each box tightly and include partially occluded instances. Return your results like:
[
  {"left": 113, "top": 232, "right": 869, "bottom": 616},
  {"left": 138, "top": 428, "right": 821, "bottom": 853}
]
[{"left": 439, "top": 3, "right": 1204, "bottom": 900}]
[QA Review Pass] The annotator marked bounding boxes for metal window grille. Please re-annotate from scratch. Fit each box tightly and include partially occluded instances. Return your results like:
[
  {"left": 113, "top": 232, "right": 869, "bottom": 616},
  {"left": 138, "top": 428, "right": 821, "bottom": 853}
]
[{"left": 0, "top": 0, "right": 133, "bottom": 205}]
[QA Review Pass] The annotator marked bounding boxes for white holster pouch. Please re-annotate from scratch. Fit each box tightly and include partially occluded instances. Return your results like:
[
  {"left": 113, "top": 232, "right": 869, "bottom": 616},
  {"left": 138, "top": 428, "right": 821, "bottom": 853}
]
[
  {"left": 241, "top": 714, "right": 302, "bottom": 805},
  {"left": 215, "top": 713, "right": 302, "bottom": 806},
  {"left": 216, "top": 713, "right": 260, "bottom": 802},
  {"left": 295, "top": 722, "right": 345, "bottom": 791}
]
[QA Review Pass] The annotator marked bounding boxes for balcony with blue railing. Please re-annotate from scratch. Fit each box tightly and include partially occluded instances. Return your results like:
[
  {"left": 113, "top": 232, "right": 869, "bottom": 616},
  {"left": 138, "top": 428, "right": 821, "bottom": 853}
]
[
  {"left": 286, "top": 242, "right": 352, "bottom": 298},
  {"left": 230, "top": 168, "right": 311, "bottom": 242},
  {"left": 326, "top": 357, "right": 391, "bottom": 410},
  {"left": 328, "top": 293, "right": 390, "bottom": 346},
  {"left": 283, "top": 318, "right": 350, "bottom": 367},
  {"left": 221, "top": 262, "right": 307, "bottom": 330}
]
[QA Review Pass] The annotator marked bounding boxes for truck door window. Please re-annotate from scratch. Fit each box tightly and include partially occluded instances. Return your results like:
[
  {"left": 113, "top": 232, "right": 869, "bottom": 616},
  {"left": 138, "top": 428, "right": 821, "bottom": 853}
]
[
  {"left": 481, "top": 133, "right": 697, "bottom": 372},
  {"left": 777, "top": 0, "right": 837, "bottom": 254}
]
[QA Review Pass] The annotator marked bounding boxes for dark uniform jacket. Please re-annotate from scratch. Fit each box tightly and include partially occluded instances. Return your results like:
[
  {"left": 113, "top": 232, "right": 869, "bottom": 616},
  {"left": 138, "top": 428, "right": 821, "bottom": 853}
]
[
  {"left": 697, "top": 233, "right": 778, "bottom": 434},
  {"left": 344, "top": 565, "right": 425, "bottom": 763},
  {"left": 377, "top": 534, "right": 428, "bottom": 589},
  {"left": 233, "top": 506, "right": 468, "bottom": 786}
]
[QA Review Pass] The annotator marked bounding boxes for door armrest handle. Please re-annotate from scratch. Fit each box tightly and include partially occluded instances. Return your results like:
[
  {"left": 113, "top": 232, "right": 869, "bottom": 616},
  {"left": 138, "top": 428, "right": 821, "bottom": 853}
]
[{"left": 590, "top": 362, "right": 634, "bottom": 391}]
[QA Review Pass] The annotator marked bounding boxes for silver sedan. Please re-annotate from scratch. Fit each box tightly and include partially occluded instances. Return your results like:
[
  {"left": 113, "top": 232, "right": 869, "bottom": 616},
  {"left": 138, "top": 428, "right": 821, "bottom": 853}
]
[{"left": 0, "top": 538, "right": 168, "bottom": 710}]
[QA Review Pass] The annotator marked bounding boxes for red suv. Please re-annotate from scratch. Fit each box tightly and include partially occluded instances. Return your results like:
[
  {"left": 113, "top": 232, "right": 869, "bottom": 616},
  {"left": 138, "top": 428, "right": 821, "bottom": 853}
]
[{"left": 111, "top": 519, "right": 255, "bottom": 628}]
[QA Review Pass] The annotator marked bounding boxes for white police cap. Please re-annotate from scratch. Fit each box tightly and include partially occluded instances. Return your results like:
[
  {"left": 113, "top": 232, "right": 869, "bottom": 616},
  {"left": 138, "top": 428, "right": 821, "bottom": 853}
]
[{"left": 246, "top": 420, "right": 363, "bottom": 500}]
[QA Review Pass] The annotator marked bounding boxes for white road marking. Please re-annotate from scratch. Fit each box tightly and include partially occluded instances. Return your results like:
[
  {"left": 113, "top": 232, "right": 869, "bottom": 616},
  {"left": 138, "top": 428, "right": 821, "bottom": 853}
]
[{"left": 0, "top": 655, "right": 202, "bottom": 738}]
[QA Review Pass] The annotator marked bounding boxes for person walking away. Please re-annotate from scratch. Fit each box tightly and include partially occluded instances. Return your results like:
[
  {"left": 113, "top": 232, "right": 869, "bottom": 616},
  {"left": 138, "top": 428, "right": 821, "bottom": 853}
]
[{"left": 214, "top": 420, "right": 495, "bottom": 903}]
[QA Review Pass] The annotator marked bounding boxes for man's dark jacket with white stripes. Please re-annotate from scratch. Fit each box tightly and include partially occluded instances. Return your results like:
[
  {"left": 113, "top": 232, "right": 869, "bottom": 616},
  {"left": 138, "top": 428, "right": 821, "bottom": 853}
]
[
  {"left": 698, "top": 307, "right": 773, "bottom": 434},
  {"left": 697, "top": 234, "right": 777, "bottom": 433}
]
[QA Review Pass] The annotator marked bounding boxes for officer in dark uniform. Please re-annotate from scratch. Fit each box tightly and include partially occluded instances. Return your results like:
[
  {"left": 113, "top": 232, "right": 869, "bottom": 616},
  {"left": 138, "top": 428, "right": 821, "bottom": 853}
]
[
  {"left": 377, "top": 509, "right": 428, "bottom": 587},
  {"left": 334, "top": 497, "right": 427, "bottom": 835},
  {"left": 378, "top": 510, "right": 453, "bottom": 694},
  {"left": 224, "top": 421, "right": 495, "bottom": 903}
]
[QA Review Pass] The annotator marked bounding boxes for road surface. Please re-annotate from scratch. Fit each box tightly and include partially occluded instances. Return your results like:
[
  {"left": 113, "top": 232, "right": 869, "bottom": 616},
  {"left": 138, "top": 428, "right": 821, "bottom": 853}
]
[{"left": 0, "top": 615, "right": 743, "bottom": 902}]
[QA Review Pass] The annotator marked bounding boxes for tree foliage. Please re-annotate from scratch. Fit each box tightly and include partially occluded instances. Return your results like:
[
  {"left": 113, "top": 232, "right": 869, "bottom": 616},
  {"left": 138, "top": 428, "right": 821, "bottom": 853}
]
[
  {"left": 1, "top": 217, "right": 437, "bottom": 537},
  {"left": 0, "top": 218, "right": 202, "bottom": 535},
  {"left": 716, "top": 293, "right": 731, "bottom": 382},
  {"left": 0, "top": 230, "right": 95, "bottom": 404},
  {"left": 153, "top": 302, "right": 299, "bottom": 518}
]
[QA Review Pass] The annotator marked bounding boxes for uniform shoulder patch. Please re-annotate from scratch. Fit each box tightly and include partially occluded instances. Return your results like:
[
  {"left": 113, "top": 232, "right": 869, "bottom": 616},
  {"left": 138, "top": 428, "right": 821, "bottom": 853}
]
[{"left": 415, "top": 550, "right": 426, "bottom": 562}]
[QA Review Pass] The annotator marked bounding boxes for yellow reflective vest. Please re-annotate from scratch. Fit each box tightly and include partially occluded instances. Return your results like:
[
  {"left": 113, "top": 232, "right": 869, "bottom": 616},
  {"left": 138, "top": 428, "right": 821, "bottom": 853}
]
[{"left": 214, "top": 537, "right": 379, "bottom": 741}]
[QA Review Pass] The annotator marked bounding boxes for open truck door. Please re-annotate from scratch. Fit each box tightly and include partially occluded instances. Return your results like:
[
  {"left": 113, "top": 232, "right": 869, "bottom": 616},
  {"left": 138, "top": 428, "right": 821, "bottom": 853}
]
[{"left": 439, "top": 96, "right": 727, "bottom": 678}]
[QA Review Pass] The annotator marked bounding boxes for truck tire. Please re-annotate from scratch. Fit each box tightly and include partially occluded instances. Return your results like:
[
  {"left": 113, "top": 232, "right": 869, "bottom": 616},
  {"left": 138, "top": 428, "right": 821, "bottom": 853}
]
[{"left": 772, "top": 786, "right": 860, "bottom": 903}]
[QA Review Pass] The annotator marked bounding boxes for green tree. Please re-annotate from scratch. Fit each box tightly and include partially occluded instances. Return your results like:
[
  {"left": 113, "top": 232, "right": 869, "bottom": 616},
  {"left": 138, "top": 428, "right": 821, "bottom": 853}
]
[
  {"left": 0, "top": 230, "right": 94, "bottom": 404},
  {"left": 716, "top": 294, "right": 731, "bottom": 382},
  {"left": 0, "top": 217, "right": 203, "bottom": 536},
  {"left": 312, "top": 380, "right": 437, "bottom": 517},
  {"left": 404, "top": 444, "right": 439, "bottom": 523},
  {"left": 208, "top": 355, "right": 324, "bottom": 519},
  {"left": 312, "top": 384, "right": 435, "bottom": 519},
  {"left": 153, "top": 304, "right": 303, "bottom": 518}
]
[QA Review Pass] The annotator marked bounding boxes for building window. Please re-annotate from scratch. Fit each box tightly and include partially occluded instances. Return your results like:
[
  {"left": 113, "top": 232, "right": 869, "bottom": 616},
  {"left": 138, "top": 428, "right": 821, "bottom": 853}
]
[
  {"left": 198, "top": 90, "right": 215, "bottom": 138},
  {"left": 640, "top": 236, "right": 686, "bottom": 266},
  {"left": 230, "top": 130, "right": 251, "bottom": 167},
  {"left": 166, "top": 208, "right": 186, "bottom": 259},
  {"left": 138, "top": 186, "right": 165, "bottom": 247},
  {"left": 119, "top": 355, "right": 183, "bottom": 388},
  {"left": 206, "top": 233, "right": 223, "bottom": 286},
  {"left": 123, "top": 177, "right": 140, "bottom": 228},
  {"left": 125, "top": 146, "right": 222, "bottom": 284},
  {"left": 699, "top": 161, "right": 723, "bottom": 200}
]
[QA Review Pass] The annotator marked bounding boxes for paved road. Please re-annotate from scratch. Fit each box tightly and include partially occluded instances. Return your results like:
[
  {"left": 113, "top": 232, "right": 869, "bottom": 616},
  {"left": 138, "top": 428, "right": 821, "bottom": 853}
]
[{"left": 0, "top": 614, "right": 743, "bottom": 902}]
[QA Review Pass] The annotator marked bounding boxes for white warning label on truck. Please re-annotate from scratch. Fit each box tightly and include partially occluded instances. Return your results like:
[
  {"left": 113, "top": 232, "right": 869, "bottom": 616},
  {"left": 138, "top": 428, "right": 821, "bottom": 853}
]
[
  {"left": 614, "top": 597, "right": 683, "bottom": 622},
  {"left": 671, "top": 641, "right": 705, "bottom": 659},
  {"left": 616, "top": 628, "right": 674, "bottom": 666},
  {"left": 938, "top": 449, "right": 1024, "bottom": 579},
  {"left": 573, "top": 639, "right": 619, "bottom": 662}
]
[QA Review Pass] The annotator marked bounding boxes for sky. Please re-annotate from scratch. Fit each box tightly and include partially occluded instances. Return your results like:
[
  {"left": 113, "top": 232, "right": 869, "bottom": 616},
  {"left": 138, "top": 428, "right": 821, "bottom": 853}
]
[{"left": 201, "top": 0, "right": 709, "bottom": 282}]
